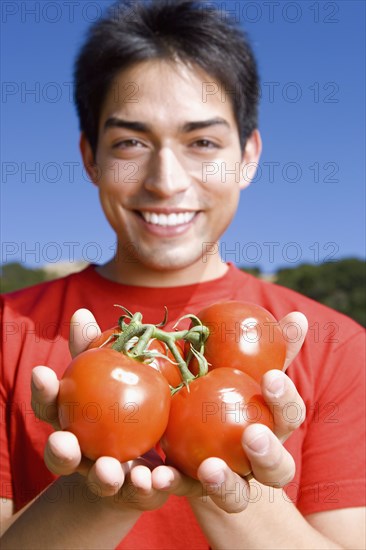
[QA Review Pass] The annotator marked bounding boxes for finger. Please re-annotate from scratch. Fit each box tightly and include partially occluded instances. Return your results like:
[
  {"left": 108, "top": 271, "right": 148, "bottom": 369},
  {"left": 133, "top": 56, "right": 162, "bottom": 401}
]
[
  {"left": 261, "top": 369, "right": 306, "bottom": 441},
  {"left": 152, "top": 462, "right": 250, "bottom": 513},
  {"left": 129, "top": 464, "right": 153, "bottom": 493},
  {"left": 279, "top": 312, "right": 308, "bottom": 371},
  {"left": 87, "top": 457, "right": 125, "bottom": 497},
  {"left": 31, "top": 366, "right": 60, "bottom": 429},
  {"left": 197, "top": 458, "right": 250, "bottom": 513},
  {"left": 242, "top": 424, "right": 296, "bottom": 487},
  {"left": 44, "top": 431, "right": 82, "bottom": 476},
  {"left": 120, "top": 464, "right": 169, "bottom": 511},
  {"left": 151, "top": 465, "right": 201, "bottom": 498},
  {"left": 69, "top": 308, "right": 101, "bottom": 358}
]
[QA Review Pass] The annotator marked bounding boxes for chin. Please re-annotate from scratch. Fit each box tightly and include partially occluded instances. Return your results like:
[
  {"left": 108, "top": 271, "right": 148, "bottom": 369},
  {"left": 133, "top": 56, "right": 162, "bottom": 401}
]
[
  {"left": 144, "top": 257, "right": 196, "bottom": 273},
  {"left": 139, "top": 249, "right": 203, "bottom": 273}
]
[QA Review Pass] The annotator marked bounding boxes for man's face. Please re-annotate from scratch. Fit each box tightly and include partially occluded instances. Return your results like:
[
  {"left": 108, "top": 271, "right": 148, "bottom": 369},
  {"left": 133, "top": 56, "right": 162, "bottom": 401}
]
[{"left": 83, "top": 60, "right": 260, "bottom": 276}]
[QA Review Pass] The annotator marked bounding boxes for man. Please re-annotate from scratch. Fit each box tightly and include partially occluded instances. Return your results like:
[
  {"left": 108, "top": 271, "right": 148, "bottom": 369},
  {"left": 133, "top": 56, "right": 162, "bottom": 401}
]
[{"left": 1, "top": 1, "right": 364, "bottom": 548}]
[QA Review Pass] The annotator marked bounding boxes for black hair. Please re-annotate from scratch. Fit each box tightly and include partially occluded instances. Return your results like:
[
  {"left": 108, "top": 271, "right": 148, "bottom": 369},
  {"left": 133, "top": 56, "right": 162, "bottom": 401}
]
[{"left": 74, "top": 0, "right": 259, "bottom": 155}]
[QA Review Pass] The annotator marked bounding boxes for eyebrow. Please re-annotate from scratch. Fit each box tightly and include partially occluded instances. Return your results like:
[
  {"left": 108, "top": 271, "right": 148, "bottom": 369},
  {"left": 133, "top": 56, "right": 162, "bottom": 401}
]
[
  {"left": 182, "top": 117, "right": 230, "bottom": 132},
  {"left": 103, "top": 116, "right": 230, "bottom": 133}
]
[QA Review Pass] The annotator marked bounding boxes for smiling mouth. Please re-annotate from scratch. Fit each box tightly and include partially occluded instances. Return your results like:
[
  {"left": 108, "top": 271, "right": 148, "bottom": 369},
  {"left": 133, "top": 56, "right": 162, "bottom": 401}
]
[{"left": 135, "top": 211, "right": 197, "bottom": 227}]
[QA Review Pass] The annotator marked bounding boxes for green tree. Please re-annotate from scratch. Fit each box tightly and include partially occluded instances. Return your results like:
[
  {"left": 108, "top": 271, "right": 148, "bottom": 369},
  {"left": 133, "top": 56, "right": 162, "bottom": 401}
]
[
  {"left": 240, "top": 266, "right": 262, "bottom": 277},
  {"left": 0, "top": 263, "right": 50, "bottom": 293},
  {"left": 276, "top": 258, "right": 366, "bottom": 327}
]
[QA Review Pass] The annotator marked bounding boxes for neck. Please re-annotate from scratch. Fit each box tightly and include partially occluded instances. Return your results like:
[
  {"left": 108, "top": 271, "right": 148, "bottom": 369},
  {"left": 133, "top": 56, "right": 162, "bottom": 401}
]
[{"left": 96, "top": 250, "right": 229, "bottom": 288}]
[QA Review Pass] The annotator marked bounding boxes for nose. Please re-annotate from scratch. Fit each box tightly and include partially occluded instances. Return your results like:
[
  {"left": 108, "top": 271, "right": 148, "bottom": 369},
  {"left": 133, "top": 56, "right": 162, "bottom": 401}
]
[{"left": 143, "top": 147, "right": 191, "bottom": 198}]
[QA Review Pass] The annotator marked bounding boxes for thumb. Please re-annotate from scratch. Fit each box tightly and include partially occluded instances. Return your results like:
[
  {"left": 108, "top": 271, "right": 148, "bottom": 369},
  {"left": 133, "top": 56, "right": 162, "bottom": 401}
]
[
  {"left": 69, "top": 308, "right": 101, "bottom": 358},
  {"left": 279, "top": 311, "right": 308, "bottom": 371}
]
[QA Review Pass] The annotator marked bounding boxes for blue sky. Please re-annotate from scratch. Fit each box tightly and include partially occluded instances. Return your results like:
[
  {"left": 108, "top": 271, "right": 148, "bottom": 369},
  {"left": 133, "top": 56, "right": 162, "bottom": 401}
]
[{"left": 1, "top": 0, "right": 365, "bottom": 273}]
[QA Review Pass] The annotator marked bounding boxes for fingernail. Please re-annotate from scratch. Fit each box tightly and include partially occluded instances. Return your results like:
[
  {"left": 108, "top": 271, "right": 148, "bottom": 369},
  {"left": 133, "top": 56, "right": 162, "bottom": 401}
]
[
  {"left": 48, "top": 432, "right": 77, "bottom": 463},
  {"left": 207, "top": 469, "right": 225, "bottom": 485},
  {"left": 159, "top": 470, "right": 174, "bottom": 490},
  {"left": 48, "top": 437, "right": 65, "bottom": 461},
  {"left": 267, "top": 372, "right": 285, "bottom": 398},
  {"left": 200, "top": 467, "right": 225, "bottom": 489},
  {"left": 32, "top": 371, "right": 44, "bottom": 391},
  {"left": 246, "top": 428, "right": 270, "bottom": 454}
]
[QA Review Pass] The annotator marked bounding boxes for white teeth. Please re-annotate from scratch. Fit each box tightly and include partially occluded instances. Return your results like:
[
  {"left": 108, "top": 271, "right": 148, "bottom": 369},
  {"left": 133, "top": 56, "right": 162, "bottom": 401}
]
[
  {"left": 141, "top": 211, "right": 195, "bottom": 226},
  {"left": 151, "top": 212, "right": 159, "bottom": 225},
  {"left": 168, "top": 213, "right": 177, "bottom": 226},
  {"left": 159, "top": 214, "right": 168, "bottom": 226}
]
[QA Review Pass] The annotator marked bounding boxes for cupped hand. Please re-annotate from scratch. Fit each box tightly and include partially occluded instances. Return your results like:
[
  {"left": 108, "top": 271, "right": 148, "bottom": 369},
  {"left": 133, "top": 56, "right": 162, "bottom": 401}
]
[
  {"left": 31, "top": 309, "right": 169, "bottom": 511},
  {"left": 241, "top": 311, "right": 308, "bottom": 485},
  {"left": 31, "top": 309, "right": 307, "bottom": 515},
  {"left": 152, "top": 311, "right": 308, "bottom": 514}
]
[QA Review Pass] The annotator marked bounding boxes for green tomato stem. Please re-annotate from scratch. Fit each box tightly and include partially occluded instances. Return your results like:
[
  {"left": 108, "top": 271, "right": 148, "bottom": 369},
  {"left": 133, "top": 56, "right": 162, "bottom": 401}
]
[
  {"left": 109, "top": 307, "right": 210, "bottom": 387},
  {"left": 152, "top": 326, "right": 195, "bottom": 382},
  {"left": 112, "top": 312, "right": 144, "bottom": 352},
  {"left": 130, "top": 325, "right": 154, "bottom": 357}
]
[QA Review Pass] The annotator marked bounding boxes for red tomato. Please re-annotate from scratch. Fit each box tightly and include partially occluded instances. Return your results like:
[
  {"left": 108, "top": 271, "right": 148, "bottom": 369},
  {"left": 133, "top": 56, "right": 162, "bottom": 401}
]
[
  {"left": 145, "top": 339, "right": 183, "bottom": 387},
  {"left": 58, "top": 348, "right": 171, "bottom": 462},
  {"left": 87, "top": 326, "right": 121, "bottom": 350},
  {"left": 88, "top": 329, "right": 183, "bottom": 387},
  {"left": 189, "top": 301, "right": 286, "bottom": 383},
  {"left": 161, "top": 368, "right": 273, "bottom": 479}
]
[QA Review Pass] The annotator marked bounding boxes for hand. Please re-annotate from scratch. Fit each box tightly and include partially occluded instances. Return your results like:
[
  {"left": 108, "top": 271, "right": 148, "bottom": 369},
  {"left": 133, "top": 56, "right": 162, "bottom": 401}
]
[
  {"left": 245, "top": 311, "right": 308, "bottom": 478},
  {"left": 132, "top": 312, "right": 307, "bottom": 516},
  {"left": 32, "top": 309, "right": 307, "bottom": 515},
  {"left": 31, "top": 309, "right": 169, "bottom": 512}
]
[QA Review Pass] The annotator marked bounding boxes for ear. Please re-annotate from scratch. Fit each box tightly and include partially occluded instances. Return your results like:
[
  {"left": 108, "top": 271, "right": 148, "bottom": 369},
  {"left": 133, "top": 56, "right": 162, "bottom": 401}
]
[
  {"left": 79, "top": 133, "right": 99, "bottom": 186},
  {"left": 239, "top": 129, "right": 262, "bottom": 190}
]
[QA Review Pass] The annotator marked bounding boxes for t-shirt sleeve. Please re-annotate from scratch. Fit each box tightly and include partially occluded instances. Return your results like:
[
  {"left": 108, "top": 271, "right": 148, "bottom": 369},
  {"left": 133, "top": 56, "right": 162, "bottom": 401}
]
[
  {"left": 0, "top": 297, "right": 14, "bottom": 501},
  {"left": 297, "top": 330, "right": 366, "bottom": 516}
]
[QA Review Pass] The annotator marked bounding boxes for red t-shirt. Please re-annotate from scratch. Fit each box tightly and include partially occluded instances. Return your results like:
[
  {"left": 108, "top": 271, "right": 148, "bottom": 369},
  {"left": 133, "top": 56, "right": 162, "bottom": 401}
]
[{"left": 1, "top": 263, "right": 365, "bottom": 548}]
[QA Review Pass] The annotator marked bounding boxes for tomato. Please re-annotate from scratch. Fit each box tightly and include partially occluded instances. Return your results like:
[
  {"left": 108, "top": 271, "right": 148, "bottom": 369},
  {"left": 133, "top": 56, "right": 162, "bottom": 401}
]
[
  {"left": 145, "top": 339, "right": 183, "bottom": 387},
  {"left": 161, "top": 368, "right": 273, "bottom": 479},
  {"left": 88, "top": 329, "right": 183, "bottom": 387},
  {"left": 58, "top": 347, "right": 171, "bottom": 462},
  {"left": 87, "top": 326, "right": 121, "bottom": 350},
  {"left": 189, "top": 301, "right": 286, "bottom": 383}
]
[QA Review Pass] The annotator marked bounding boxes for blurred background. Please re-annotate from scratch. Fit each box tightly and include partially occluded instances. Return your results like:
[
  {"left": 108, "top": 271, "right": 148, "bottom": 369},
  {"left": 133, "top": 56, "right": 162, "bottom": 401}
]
[{"left": 1, "top": 0, "right": 365, "bottom": 325}]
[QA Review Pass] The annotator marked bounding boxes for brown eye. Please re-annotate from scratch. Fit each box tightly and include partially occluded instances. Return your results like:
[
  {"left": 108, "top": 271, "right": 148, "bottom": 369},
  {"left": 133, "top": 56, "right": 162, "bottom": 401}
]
[
  {"left": 191, "top": 139, "right": 218, "bottom": 149},
  {"left": 113, "top": 139, "right": 145, "bottom": 149}
]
